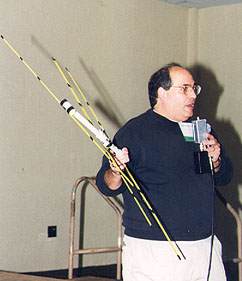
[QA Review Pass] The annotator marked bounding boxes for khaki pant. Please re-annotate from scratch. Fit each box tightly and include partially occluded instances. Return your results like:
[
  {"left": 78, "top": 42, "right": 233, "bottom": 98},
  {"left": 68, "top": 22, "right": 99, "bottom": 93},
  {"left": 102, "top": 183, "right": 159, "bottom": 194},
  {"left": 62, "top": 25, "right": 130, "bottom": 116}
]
[{"left": 122, "top": 235, "right": 226, "bottom": 281}]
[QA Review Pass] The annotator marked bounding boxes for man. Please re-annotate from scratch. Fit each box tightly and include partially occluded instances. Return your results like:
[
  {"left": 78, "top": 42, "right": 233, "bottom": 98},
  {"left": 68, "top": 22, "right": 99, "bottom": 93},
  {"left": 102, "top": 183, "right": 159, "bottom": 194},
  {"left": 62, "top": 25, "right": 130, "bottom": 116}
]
[{"left": 96, "top": 63, "right": 233, "bottom": 281}]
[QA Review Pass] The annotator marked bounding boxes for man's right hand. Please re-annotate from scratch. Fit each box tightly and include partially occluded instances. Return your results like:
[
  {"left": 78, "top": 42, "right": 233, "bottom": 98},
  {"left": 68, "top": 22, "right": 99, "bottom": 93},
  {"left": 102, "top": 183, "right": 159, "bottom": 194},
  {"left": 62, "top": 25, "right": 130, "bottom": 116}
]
[
  {"left": 110, "top": 147, "right": 130, "bottom": 174},
  {"left": 104, "top": 147, "right": 130, "bottom": 190}
]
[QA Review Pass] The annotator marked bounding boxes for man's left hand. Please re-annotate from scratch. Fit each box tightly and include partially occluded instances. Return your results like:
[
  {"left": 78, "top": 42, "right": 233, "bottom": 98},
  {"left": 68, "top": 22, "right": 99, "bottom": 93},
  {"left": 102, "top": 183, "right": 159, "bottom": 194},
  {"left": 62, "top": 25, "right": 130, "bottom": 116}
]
[{"left": 202, "top": 134, "right": 221, "bottom": 171}]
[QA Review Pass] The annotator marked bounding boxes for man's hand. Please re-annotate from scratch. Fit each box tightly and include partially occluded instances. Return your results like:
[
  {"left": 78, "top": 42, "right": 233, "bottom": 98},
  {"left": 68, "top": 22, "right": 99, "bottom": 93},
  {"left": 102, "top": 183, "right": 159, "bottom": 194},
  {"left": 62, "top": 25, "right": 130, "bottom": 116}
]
[
  {"left": 109, "top": 147, "right": 130, "bottom": 175},
  {"left": 104, "top": 147, "right": 130, "bottom": 190},
  {"left": 202, "top": 134, "right": 221, "bottom": 172}
]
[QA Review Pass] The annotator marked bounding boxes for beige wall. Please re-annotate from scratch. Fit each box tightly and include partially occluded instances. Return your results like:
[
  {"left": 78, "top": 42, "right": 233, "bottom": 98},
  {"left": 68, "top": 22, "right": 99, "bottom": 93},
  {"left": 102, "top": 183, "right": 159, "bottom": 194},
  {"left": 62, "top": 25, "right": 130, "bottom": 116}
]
[
  {"left": 0, "top": 0, "right": 241, "bottom": 273},
  {"left": 0, "top": 0, "right": 188, "bottom": 272}
]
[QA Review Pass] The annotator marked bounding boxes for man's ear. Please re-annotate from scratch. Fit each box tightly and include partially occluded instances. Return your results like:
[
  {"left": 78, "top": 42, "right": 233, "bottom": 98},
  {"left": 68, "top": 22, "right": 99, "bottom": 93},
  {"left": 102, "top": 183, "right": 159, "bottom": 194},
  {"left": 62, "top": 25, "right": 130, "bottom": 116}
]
[{"left": 157, "top": 87, "right": 167, "bottom": 101}]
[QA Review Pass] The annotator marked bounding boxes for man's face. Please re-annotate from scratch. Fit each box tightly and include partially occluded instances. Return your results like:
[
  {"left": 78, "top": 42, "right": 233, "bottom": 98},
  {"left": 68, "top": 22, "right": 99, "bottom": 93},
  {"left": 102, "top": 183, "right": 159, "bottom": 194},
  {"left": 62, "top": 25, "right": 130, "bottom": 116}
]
[{"left": 164, "top": 67, "right": 197, "bottom": 122}]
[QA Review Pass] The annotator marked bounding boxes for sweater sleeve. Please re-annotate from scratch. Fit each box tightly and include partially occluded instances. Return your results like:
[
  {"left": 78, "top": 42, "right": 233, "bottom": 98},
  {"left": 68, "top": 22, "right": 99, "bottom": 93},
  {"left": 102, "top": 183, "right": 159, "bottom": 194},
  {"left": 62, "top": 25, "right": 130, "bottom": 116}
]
[{"left": 214, "top": 146, "right": 234, "bottom": 186}]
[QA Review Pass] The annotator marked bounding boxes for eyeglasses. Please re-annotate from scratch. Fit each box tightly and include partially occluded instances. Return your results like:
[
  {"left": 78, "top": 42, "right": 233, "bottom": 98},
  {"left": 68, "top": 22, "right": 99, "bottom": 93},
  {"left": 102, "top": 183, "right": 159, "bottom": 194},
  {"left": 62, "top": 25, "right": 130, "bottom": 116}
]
[{"left": 171, "top": 84, "right": 201, "bottom": 96}]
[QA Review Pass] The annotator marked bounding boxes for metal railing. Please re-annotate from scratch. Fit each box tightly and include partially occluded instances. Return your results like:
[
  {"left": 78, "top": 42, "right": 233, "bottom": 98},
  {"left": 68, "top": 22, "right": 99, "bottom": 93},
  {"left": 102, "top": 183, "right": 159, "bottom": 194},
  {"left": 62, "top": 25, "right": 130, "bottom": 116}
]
[
  {"left": 216, "top": 189, "right": 242, "bottom": 281},
  {"left": 68, "top": 176, "right": 122, "bottom": 280}
]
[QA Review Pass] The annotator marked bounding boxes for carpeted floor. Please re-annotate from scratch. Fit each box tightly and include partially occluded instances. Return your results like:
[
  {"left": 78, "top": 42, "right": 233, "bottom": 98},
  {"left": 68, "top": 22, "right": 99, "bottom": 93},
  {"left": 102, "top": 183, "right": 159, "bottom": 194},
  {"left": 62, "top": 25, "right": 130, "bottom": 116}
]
[
  {"left": 1, "top": 261, "right": 238, "bottom": 281},
  {"left": 0, "top": 272, "right": 114, "bottom": 281},
  {"left": 25, "top": 264, "right": 118, "bottom": 280}
]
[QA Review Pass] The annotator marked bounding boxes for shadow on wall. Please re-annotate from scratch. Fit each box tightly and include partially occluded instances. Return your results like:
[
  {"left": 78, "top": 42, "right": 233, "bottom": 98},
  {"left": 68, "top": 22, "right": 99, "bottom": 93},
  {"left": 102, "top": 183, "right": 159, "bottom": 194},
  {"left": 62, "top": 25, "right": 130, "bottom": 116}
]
[
  {"left": 31, "top": 35, "right": 125, "bottom": 129},
  {"left": 79, "top": 58, "right": 126, "bottom": 129},
  {"left": 190, "top": 63, "right": 242, "bottom": 261}
]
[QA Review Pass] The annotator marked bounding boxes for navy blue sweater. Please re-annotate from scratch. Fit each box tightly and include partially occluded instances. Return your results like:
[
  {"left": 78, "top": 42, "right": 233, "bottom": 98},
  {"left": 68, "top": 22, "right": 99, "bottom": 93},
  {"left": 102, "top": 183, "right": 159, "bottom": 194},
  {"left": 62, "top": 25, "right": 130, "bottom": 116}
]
[{"left": 96, "top": 109, "right": 233, "bottom": 241}]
